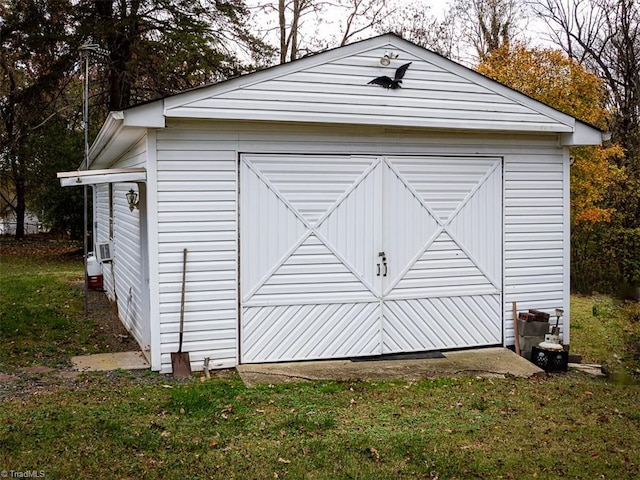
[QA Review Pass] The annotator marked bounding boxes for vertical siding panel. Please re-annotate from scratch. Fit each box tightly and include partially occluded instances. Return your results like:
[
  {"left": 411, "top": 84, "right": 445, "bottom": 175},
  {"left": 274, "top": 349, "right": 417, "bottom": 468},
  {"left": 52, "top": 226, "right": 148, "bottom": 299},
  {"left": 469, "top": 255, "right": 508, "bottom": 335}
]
[
  {"left": 562, "top": 149, "right": 571, "bottom": 344},
  {"left": 145, "top": 131, "right": 161, "bottom": 369}
]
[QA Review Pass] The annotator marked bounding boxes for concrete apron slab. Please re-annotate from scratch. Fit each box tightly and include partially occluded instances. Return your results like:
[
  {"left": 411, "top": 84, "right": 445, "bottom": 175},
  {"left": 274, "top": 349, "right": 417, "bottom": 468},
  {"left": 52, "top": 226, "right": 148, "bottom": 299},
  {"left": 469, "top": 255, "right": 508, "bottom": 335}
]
[
  {"left": 236, "top": 347, "right": 544, "bottom": 387},
  {"left": 71, "top": 351, "right": 150, "bottom": 372}
]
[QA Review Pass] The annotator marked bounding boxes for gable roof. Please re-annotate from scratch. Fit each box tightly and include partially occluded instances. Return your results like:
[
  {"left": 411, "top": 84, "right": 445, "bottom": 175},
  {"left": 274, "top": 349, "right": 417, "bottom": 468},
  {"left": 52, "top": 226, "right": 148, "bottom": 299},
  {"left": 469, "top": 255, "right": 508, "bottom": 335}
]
[{"left": 89, "top": 34, "right": 603, "bottom": 166}]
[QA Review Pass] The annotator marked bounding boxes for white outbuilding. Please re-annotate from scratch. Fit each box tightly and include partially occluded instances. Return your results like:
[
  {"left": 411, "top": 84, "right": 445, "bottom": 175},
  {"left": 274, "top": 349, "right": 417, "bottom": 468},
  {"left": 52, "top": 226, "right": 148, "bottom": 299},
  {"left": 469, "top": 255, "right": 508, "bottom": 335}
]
[{"left": 59, "top": 34, "right": 603, "bottom": 373}]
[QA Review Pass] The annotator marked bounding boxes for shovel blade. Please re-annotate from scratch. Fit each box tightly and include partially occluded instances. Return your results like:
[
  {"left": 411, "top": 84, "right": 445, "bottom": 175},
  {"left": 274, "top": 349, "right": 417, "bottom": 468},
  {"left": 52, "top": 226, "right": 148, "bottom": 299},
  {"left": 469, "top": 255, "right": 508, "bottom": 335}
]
[{"left": 171, "top": 352, "right": 192, "bottom": 377}]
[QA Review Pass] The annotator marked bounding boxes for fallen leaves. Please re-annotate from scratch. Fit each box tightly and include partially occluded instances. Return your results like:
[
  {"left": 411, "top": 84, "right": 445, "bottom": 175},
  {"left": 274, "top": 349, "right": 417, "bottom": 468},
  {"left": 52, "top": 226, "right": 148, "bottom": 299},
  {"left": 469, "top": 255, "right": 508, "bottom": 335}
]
[
  {"left": 368, "top": 447, "right": 381, "bottom": 463},
  {"left": 220, "top": 404, "right": 233, "bottom": 420}
]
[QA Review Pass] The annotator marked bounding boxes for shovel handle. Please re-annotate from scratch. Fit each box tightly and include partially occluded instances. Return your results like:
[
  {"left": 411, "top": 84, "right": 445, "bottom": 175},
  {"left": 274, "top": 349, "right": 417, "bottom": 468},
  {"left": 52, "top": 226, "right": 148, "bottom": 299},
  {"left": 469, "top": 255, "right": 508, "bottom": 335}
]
[
  {"left": 512, "top": 301, "right": 520, "bottom": 356},
  {"left": 178, "top": 248, "right": 187, "bottom": 352}
]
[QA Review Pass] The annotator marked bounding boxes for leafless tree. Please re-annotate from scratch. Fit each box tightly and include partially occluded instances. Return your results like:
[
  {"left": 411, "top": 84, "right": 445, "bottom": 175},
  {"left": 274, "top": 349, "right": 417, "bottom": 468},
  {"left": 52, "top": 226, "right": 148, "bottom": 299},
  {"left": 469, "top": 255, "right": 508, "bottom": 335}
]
[
  {"left": 454, "top": 0, "right": 529, "bottom": 60},
  {"left": 377, "top": 1, "right": 462, "bottom": 60},
  {"left": 338, "top": 0, "right": 388, "bottom": 46},
  {"left": 532, "top": 0, "right": 640, "bottom": 172},
  {"left": 251, "top": 0, "right": 387, "bottom": 63},
  {"left": 378, "top": 0, "right": 528, "bottom": 64}
]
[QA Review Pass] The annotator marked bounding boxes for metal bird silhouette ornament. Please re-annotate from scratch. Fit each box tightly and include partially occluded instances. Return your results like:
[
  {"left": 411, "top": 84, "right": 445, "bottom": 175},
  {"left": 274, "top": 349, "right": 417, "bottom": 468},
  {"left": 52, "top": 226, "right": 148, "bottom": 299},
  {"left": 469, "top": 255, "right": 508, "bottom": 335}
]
[{"left": 368, "top": 62, "right": 412, "bottom": 89}]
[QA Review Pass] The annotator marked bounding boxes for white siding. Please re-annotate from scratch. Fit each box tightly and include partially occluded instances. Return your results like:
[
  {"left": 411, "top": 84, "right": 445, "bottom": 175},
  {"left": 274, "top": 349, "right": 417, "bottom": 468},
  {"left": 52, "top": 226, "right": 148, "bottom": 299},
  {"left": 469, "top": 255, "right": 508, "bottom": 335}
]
[
  {"left": 114, "top": 136, "right": 147, "bottom": 168},
  {"left": 94, "top": 184, "right": 110, "bottom": 246},
  {"left": 93, "top": 136, "right": 148, "bottom": 351},
  {"left": 154, "top": 120, "right": 569, "bottom": 371},
  {"left": 94, "top": 184, "right": 113, "bottom": 294},
  {"left": 111, "top": 182, "right": 145, "bottom": 347},
  {"left": 155, "top": 138, "right": 238, "bottom": 372},
  {"left": 503, "top": 154, "right": 567, "bottom": 341},
  {"left": 166, "top": 43, "right": 573, "bottom": 134}
]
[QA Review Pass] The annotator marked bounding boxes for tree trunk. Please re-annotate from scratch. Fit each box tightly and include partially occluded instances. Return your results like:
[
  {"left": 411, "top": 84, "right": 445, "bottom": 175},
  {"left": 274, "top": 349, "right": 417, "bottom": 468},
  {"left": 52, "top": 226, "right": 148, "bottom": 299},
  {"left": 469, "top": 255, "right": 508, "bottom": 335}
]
[
  {"left": 279, "top": 0, "right": 287, "bottom": 64},
  {"left": 290, "top": 0, "right": 300, "bottom": 61},
  {"left": 14, "top": 179, "right": 25, "bottom": 240}
]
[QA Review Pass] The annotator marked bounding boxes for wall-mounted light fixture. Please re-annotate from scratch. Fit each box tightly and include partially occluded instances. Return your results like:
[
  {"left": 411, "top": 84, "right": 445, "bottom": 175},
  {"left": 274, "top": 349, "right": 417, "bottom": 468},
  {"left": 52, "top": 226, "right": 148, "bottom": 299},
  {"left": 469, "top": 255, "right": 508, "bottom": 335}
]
[
  {"left": 380, "top": 51, "right": 399, "bottom": 66},
  {"left": 126, "top": 189, "right": 139, "bottom": 211}
]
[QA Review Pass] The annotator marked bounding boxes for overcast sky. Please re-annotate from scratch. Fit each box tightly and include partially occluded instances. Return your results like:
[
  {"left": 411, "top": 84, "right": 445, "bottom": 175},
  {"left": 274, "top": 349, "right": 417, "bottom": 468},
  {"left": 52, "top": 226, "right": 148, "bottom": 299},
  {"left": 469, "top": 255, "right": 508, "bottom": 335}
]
[{"left": 245, "top": 0, "right": 555, "bottom": 65}]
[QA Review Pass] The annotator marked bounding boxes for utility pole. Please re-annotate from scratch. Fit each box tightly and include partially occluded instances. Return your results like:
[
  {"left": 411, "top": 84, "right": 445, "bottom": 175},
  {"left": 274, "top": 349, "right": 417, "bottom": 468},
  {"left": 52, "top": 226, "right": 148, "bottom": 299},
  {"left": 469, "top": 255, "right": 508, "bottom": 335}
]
[{"left": 79, "top": 43, "right": 109, "bottom": 316}]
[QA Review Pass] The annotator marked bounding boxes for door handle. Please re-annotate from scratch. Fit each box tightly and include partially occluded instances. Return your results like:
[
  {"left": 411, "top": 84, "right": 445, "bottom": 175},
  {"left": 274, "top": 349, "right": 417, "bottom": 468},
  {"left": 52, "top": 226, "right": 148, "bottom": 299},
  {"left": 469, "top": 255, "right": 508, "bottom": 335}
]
[{"left": 377, "top": 252, "right": 387, "bottom": 277}]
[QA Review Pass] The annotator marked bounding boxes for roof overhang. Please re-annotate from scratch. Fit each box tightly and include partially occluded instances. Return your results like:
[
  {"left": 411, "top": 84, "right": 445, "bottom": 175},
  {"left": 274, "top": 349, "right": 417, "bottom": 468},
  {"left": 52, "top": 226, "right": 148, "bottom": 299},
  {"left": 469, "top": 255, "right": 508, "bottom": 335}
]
[
  {"left": 559, "top": 120, "right": 607, "bottom": 146},
  {"left": 84, "top": 34, "right": 604, "bottom": 166},
  {"left": 57, "top": 168, "right": 147, "bottom": 187},
  {"left": 88, "top": 101, "right": 164, "bottom": 169}
]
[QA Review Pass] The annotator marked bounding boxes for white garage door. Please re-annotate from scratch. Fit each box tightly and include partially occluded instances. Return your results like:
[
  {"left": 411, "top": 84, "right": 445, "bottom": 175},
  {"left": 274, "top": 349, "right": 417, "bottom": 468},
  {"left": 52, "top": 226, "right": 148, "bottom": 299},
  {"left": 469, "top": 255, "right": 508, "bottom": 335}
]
[{"left": 240, "top": 154, "right": 502, "bottom": 363}]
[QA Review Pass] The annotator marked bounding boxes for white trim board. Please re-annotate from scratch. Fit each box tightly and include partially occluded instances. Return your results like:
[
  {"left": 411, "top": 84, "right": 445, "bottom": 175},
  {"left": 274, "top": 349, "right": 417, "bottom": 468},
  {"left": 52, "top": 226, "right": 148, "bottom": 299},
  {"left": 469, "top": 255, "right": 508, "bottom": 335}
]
[{"left": 58, "top": 168, "right": 146, "bottom": 187}]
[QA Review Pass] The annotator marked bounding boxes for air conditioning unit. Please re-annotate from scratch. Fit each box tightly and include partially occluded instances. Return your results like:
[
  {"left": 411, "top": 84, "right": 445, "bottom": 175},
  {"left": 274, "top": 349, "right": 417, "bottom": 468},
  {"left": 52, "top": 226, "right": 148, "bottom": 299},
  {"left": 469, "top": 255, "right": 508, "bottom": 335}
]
[{"left": 96, "top": 241, "right": 113, "bottom": 263}]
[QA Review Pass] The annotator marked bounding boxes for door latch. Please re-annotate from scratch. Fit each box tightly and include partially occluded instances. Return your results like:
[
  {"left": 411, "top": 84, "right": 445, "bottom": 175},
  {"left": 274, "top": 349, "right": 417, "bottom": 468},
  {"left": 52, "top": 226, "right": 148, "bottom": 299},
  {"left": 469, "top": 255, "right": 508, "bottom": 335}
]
[{"left": 377, "top": 251, "right": 387, "bottom": 277}]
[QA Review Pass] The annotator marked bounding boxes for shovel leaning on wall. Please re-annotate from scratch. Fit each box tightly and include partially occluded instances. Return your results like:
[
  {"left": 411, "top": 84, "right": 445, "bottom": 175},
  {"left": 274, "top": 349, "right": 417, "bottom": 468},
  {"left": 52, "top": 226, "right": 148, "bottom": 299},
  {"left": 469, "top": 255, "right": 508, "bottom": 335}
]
[{"left": 171, "top": 248, "right": 192, "bottom": 377}]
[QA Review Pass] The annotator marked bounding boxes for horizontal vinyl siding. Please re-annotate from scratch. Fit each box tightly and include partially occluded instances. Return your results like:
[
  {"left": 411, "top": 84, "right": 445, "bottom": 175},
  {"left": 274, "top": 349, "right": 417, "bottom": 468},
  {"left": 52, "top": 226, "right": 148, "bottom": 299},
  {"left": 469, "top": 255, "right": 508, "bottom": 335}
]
[
  {"left": 168, "top": 47, "right": 571, "bottom": 133},
  {"left": 98, "top": 137, "right": 148, "bottom": 351},
  {"left": 157, "top": 120, "right": 568, "bottom": 368},
  {"left": 503, "top": 154, "right": 566, "bottom": 344},
  {"left": 114, "top": 136, "right": 147, "bottom": 168},
  {"left": 94, "top": 184, "right": 113, "bottom": 297},
  {"left": 111, "top": 182, "right": 145, "bottom": 349},
  {"left": 156, "top": 136, "right": 237, "bottom": 373}
]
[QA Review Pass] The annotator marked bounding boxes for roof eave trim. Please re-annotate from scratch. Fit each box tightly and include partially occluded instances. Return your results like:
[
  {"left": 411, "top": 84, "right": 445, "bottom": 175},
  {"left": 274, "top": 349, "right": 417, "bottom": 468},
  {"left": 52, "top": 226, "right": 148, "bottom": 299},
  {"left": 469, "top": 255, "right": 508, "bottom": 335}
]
[
  {"left": 88, "top": 102, "right": 165, "bottom": 168},
  {"left": 163, "top": 109, "right": 574, "bottom": 133},
  {"left": 559, "top": 121, "right": 605, "bottom": 146},
  {"left": 122, "top": 100, "right": 165, "bottom": 128},
  {"left": 57, "top": 167, "right": 147, "bottom": 187},
  {"left": 88, "top": 111, "right": 125, "bottom": 167}
]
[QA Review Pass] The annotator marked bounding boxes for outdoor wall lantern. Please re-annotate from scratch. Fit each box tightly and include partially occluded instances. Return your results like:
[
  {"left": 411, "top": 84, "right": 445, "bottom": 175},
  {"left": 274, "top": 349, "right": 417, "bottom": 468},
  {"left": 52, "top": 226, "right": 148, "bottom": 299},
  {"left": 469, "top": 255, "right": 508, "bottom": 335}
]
[{"left": 126, "top": 188, "right": 139, "bottom": 211}]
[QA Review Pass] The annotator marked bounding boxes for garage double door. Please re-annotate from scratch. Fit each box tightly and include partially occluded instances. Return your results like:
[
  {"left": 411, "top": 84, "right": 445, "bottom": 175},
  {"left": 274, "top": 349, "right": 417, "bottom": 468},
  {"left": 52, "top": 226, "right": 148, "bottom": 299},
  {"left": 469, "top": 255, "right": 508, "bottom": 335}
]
[{"left": 240, "top": 154, "right": 502, "bottom": 363}]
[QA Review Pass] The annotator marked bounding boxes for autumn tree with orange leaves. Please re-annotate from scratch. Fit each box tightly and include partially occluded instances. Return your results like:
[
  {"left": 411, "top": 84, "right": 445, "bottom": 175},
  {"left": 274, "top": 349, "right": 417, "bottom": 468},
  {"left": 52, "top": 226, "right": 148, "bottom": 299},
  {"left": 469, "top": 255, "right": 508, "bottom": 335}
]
[{"left": 477, "top": 43, "right": 626, "bottom": 292}]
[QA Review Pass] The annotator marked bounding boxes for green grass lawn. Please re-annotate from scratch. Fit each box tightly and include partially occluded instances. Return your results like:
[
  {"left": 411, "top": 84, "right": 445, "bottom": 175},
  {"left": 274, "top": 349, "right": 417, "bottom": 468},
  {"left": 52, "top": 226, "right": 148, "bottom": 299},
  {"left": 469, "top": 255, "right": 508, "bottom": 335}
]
[
  {"left": 1, "top": 371, "right": 639, "bottom": 479},
  {"left": 1, "top": 238, "right": 639, "bottom": 479},
  {"left": 0, "top": 239, "right": 99, "bottom": 370},
  {"left": 571, "top": 295, "right": 640, "bottom": 377},
  {"left": 0, "top": 240, "right": 135, "bottom": 372}
]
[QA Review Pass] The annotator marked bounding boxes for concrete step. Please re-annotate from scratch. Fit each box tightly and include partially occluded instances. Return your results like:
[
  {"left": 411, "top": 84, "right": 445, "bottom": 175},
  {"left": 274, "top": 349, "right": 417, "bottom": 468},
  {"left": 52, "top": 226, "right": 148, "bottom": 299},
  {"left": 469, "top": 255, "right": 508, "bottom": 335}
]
[{"left": 71, "top": 351, "right": 150, "bottom": 372}]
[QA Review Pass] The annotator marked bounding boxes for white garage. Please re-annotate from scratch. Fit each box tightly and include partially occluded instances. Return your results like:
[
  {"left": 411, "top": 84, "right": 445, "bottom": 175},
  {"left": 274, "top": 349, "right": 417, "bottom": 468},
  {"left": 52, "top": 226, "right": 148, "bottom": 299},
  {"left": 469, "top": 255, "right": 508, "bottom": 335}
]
[{"left": 60, "top": 33, "right": 603, "bottom": 373}]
